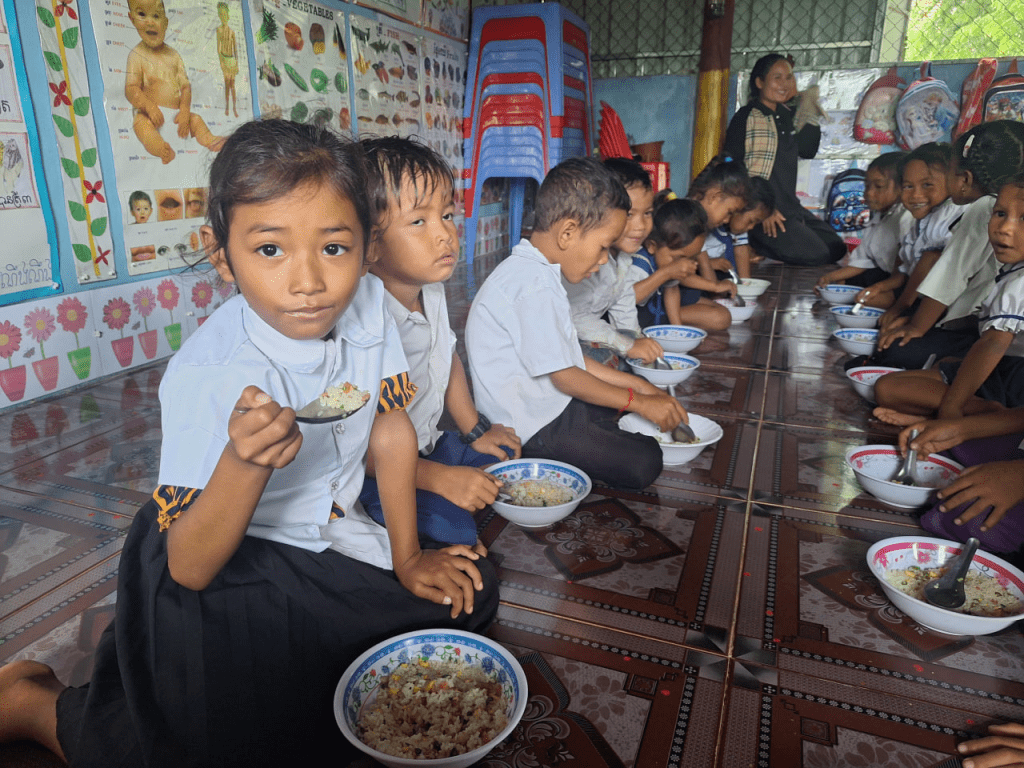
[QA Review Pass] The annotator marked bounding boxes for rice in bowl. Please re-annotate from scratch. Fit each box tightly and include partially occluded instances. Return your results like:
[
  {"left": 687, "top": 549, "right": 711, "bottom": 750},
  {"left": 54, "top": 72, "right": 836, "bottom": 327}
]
[{"left": 503, "top": 478, "right": 575, "bottom": 507}]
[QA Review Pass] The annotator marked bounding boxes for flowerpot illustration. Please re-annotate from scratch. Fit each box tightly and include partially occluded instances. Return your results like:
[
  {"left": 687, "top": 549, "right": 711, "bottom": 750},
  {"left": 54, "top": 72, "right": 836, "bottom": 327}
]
[
  {"left": 196, "top": 316, "right": 208, "bottom": 327},
  {"left": 164, "top": 323, "right": 182, "bottom": 351},
  {"left": 79, "top": 394, "right": 101, "bottom": 423},
  {"left": 111, "top": 336, "right": 135, "bottom": 368},
  {"left": 67, "top": 347, "right": 92, "bottom": 380},
  {"left": 11, "top": 413, "right": 38, "bottom": 445},
  {"left": 139, "top": 329, "right": 159, "bottom": 359},
  {"left": 32, "top": 357, "right": 60, "bottom": 391},
  {"left": 46, "top": 404, "right": 69, "bottom": 437},
  {"left": 0, "top": 365, "right": 27, "bottom": 402}
]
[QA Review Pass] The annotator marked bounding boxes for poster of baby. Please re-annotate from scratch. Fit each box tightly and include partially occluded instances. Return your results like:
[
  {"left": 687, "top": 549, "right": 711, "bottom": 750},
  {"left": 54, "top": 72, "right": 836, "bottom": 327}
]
[{"left": 91, "top": 0, "right": 251, "bottom": 275}]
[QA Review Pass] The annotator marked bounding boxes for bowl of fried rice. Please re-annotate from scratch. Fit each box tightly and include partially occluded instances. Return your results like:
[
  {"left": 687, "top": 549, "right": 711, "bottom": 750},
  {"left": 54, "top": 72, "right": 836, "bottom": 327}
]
[
  {"left": 335, "top": 629, "right": 528, "bottom": 767},
  {"left": 486, "top": 459, "right": 592, "bottom": 528},
  {"left": 866, "top": 536, "right": 1024, "bottom": 636}
]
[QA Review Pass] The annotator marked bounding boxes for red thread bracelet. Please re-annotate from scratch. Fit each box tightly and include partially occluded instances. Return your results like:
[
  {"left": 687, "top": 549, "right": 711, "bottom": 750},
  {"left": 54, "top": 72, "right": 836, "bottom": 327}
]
[{"left": 619, "top": 387, "right": 634, "bottom": 414}]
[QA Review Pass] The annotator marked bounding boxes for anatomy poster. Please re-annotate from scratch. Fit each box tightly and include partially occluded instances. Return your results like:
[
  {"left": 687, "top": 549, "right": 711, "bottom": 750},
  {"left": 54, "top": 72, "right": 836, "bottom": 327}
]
[
  {"left": 249, "top": 0, "right": 351, "bottom": 133},
  {"left": 90, "top": 0, "right": 251, "bottom": 275},
  {"left": 421, "top": 34, "right": 464, "bottom": 197},
  {"left": 349, "top": 16, "right": 421, "bottom": 139}
]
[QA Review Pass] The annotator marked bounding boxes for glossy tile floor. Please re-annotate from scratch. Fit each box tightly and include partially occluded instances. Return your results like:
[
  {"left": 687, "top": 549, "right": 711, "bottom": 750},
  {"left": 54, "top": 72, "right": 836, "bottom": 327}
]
[{"left": 4, "top": 259, "right": 1024, "bottom": 767}]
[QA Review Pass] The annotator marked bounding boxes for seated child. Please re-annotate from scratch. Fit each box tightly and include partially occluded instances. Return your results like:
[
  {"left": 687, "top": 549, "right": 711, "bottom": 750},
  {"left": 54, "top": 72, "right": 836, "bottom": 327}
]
[
  {"left": 817, "top": 152, "right": 908, "bottom": 297},
  {"left": 874, "top": 120, "right": 1024, "bottom": 370},
  {"left": 705, "top": 176, "right": 776, "bottom": 281},
  {"left": 360, "top": 136, "right": 521, "bottom": 548},
  {"left": 633, "top": 198, "right": 733, "bottom": 331},
  {"left": 875, "top": 174, "right": 1024, "bottom": 424},
  {"left": 565, "top": 157, "right": 688, "bottom": 367},
  {"left": 855, "top": 143, "right": 961, "bottom": 328},
  {"left": 466, "top": 157, "right": 688, "bottom": 490}
]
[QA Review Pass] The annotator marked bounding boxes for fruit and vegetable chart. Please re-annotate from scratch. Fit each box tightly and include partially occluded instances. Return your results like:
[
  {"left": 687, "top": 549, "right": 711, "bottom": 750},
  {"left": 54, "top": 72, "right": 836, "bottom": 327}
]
[
  {"left": 249, "top": 0, "right": 351, "bottom": 133},
  {"left": 348, "top": 16, "right": 421, "bottom": 139}
]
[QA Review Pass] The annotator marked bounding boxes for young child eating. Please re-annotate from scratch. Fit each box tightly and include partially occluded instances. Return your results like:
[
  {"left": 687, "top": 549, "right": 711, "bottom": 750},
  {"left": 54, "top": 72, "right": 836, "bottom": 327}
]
[{"left": 466, "top": 157, "right": 688, "bottom": 490}]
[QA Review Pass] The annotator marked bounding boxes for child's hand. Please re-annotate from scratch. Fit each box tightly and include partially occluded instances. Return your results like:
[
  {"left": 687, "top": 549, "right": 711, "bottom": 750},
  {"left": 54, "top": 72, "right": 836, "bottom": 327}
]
[
  {"left": 936, "top": 460, "right": 1024, "bottom": 531},
  {"left": 818, "top": 273, "right": 840, "bottom": 289},
  {"left": 627, "top": 337, "right": 665, "bottom": 364},
  {"left": 174, "top": 108, "right": 191, "bottom": 139},
  {"left": 145, "top": 101, "right": 165, "bottom": 128},
  {"left": 716, "top": 280, "right": 738, "bottom": 297},
  {"left": 665, "top": 258, "right": 698, "bottom": 281},
  {"left": 228, "top": 386, "right": 302, "bottom": 469},
  {"left": 394, "top": 547, "right": 483, "bottom": 619},
  {"left": 438, "top": 465, "right": 503, "bottom": 511},
  {"left": 878, "top": 323, "right": 922, "bottom": 350},
  {"left": 878, "top": 308, "right": 903, "bottom": 333},
  {"left": 900, "top": 418, "right": 970, "bottom": 456},
  {"left": 958, "top": 722, "right": 1024, "bottom": 768},
  {"left": 632, "top": 390, "right": 688, "bottom": 433},
  {"left": 473, "top": 423, "right": 522, "bottom": 460},
  {"left": 709, "top": 257, "right": 732, "bottom": 271},
  {"left": 853, "top": 287, "right": 872, "bottom": 304}
]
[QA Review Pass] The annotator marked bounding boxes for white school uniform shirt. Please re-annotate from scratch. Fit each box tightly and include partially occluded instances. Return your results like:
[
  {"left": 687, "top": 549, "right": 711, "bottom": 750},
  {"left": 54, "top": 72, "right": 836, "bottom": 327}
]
[
  {"left": 383, "top": 282, "right": 457, "bottom": 454},
  {"left": 898, "top": 198, "right": 964, "bottom": 276},
  {"left": 847, "top": 204, "right": 910, "bottom": 273},
  {"left": 563, "top": 252, "right": 642, "bottom": 355},
  {"left": 979, "top": 262, "right": 1024, "bottom": 356},
  {"left": 466, "top": 238, "right": 585, "bottom": 444},
  {"left": 158, "top": 275, "right": 408, "bottom": 570},
  {"left": 918, "top": 195, "right": 998, "bottom": 327}
]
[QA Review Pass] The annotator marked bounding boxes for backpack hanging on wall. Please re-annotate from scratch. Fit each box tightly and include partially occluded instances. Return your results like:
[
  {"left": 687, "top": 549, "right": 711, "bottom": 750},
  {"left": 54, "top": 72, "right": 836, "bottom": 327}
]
[
  {"left": 826, "top": 169, "right": 869, "bottom": 233},
  {"left": 982, "top": 59, "right": 1024, "bottom": 123},
  {"left": 895, "top": 62, "right": 960, "bottom": 150},
  {"left": 853, "top": 66, "right": 905, "bottom": 145},
  {"left": 955, "top": 58, "right": 998, "bottom": 138}
]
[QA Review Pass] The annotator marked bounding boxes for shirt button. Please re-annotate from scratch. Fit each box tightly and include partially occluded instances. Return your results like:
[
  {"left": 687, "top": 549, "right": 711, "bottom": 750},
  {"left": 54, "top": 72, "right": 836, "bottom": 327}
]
[
  {"left": 334, "top": 423, "right": 345, "bottom": 434},
  {"left": 330, "top": 480, "right": 339, "bottom": 491}
]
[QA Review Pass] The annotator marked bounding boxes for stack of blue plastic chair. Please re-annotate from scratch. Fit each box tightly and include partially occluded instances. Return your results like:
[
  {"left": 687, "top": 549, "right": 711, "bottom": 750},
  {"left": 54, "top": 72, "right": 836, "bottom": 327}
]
[{"left": 462, "top": 3, "right": 595, "bottom": 268}]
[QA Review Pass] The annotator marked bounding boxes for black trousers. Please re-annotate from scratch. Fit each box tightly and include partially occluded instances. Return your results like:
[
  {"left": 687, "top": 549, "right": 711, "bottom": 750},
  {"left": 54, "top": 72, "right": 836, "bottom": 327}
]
[{"left": 751, "top": 207, "right": 846, "bottom": 266}]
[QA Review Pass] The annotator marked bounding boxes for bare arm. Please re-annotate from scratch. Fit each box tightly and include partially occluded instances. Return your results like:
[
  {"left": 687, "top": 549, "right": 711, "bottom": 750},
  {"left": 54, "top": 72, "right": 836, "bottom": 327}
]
[
  {"left": 878, "top": 295, "right": 948, "bottom": 350},
  {"left": 632, "top": 259, "right": 697, "bottom": 306},
  {"left": 733, "top": 243, "right": 753, "bottom": 280},
  {"left": 664, "top": 283, "right": 683, "bottom": 326},
  {"left": 891, "top": 249, "right": 943, "bottom": 315},
  {"left": 124, "top": 51, "right": 163, "bottom": 125},
  {"left": 938, "top": 329, "right": 1014, "bottom": 420},
  {"left": 443, "top": 352, "right": 520, "bottom": 460}
]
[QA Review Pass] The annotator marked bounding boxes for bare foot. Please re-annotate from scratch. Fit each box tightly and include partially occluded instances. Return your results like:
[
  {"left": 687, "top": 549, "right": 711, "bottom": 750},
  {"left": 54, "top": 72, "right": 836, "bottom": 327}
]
[
  {"left": 473, "top": 538, "right": 488, "bottom": 557},
  {"left": 158, "top": 143, "right": 175, "bottom": 164},
  {"left": 872, "top": 407, "right": 923, "bottom": 426},
  {"left": 0, "top": 661, "right": 66, "bottom": 759}
]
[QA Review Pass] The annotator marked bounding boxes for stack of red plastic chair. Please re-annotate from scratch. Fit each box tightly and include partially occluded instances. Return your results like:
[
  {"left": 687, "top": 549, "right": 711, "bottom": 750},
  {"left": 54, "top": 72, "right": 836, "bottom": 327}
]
[
  {"left": 598, "top": 101, "right": 632, "bottom": 159},
  {"left": 462, "top": 3, "right": 595, "bottom": 269}
]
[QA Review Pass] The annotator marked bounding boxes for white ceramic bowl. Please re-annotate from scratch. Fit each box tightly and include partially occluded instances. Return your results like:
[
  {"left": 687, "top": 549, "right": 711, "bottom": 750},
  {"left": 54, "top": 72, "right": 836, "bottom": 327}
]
[
  {"left": 627, "top": 353, "right": 700, "bottom": 387},
  {"left": 845, "top": 444, "right": 963, "bottom": 508},
  {"left": 833, "top": 328, "right": 878, "bottom": 356},
  {"left": 818, "top": 283, "right": 860, "bottom": 305},
  {"left": 866, "top": 536, "right": 1024, "bottom": 636},
  {"left": 335, "top": 629, "right": 528, "bottom": 768},
  {"left": 486, "top": 459, "right": 591, "bottom": 528},
  {"left": 737, "top": 278, "right": 770, "bottom": 299},
  {"left": 716, "top": 298, "right": 757, "bottom": 324},
  {"left": 619, "top": 412, "right": 724, "bottom": 465},
  {"left": 643, "top": 325, "right": 708, "bottom": 354},
  {"left": 845, "top": 365, "right": 904, "bottom": 403},
  {"left": 831, "top": 305, "right": 884, "bottom": 329}
]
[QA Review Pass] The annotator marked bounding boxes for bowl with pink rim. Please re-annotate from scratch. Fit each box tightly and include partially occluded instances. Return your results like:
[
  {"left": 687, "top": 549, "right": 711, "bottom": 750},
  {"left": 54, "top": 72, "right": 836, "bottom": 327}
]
[
  {"left": 845, "top": 365, "right": 904, "bottom": 403},
  {"left": 845, "top": 444, "right": 962, "bottom": 508}
]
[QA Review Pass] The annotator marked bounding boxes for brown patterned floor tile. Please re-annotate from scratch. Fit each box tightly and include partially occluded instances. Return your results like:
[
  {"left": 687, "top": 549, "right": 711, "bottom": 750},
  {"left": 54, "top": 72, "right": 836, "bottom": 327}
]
[
  {"left": 689, "top": 328, "right": 772, "bottom": 371},
  {"left": 768, "top": 335, "right": 853, "bottom": 374},
  {"left": 762, "top": 370, "right": 900, "bottom": 433},
  {"left": 674, "top": 364, "right": 766, "bottom": 419},
  {"left": 734, "top": 511, "right": 1024, "bottom": 721},
  {"left": 772, "top": 303, "right": 842, "bottom": 339}
]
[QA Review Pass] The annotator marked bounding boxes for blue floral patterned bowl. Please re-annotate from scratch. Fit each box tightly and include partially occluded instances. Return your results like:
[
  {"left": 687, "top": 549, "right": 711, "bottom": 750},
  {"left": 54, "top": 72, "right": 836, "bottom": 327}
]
[
  {"left": 817, "top": 283, "right": 859, "bottom": 305},
  {"left": 642, "top": 324, "right": 707, "bottom": 353},
  {"left": 833, "top": 328, "right": 878, "bottom": 356},
  {"left": 334, "top": 629, "right": 528, "bottom": 768},
  {"left": 486, "top": 459, "right": 592, "bottom": 528},
  {"left": 627, "top": 353, "right": 700, "bottom": 387}
]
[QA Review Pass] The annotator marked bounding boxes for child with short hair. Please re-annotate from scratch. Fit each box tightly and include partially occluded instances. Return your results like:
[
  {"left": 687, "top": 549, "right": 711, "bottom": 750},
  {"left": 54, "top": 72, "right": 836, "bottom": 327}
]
[
  {"left": 705, "top": 175, "right": 776, "bottom": 281},
  {"left": 856, "top": 143, "right": 961, "bottom": 326},
  {"left": 875, "top": 173, "right": 1024, "bottom": 423},
  {"left": 466, "top": 157, "right": 688, "bottom": 489},
  {"left": 360, "top": 136, "right": 521, "bottom": 548},
  {"left": 0, "top": 119, "right": 498, "bottom": 766},
  {"left": 128, "top": 189, "right": 152, "bottom": 224},
  {"left": 565, "top": 157, "right": 688, "bottom": 367},
  {"left": 817, "top": 152, "right": 908, "bottom": 297}
]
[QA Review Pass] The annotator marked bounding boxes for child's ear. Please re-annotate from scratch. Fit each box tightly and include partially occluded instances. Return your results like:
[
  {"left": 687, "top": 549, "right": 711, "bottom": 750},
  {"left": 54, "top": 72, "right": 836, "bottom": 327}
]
[
  {"left": 201, "top": 225, "right": 234, "bottom": 283},
  {"left": 555, "top": 218, "right": 580, "bottom": 250}
]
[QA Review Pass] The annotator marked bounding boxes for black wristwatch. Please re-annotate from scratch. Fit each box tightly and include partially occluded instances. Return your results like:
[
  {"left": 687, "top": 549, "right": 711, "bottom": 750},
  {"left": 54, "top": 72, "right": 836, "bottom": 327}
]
[{"left": 460, "top": 413, "right": 492, "bottom": 444}]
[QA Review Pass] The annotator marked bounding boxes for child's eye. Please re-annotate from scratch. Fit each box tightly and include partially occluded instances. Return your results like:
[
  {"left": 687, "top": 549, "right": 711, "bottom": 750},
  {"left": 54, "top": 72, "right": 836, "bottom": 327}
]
[
  {"left": 323, "top": 243, "right": 348, "bottom": 256},
  {"left": 411, "top": 218, "right": 425, "bottom": 226},
  {"left": 258, "top": 244, "right": 281, "bottom": 257}
]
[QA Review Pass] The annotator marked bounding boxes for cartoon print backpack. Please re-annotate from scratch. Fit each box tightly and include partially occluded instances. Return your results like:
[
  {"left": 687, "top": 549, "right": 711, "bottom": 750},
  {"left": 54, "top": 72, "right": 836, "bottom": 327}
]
[
  {"left": 955, "top": 58, "right": 998, "bottom": 138},
  {"left": 895, "top": 62, "right": 960, "bottom": 150},
  {"left": 826, "top": 169, "right": 870, "bottom": 233},
  {"left": 854, "top": 66, "right": 905, "bottom": 145},
  {"left": 983, "top": 59, "right": 1024, "bottom": 124}
]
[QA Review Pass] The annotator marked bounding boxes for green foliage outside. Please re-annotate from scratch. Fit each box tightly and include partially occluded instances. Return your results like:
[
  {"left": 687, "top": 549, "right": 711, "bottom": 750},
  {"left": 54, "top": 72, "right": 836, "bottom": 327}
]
[{"left": 905, "top": 0, "right": 1024, "bottom": 60}]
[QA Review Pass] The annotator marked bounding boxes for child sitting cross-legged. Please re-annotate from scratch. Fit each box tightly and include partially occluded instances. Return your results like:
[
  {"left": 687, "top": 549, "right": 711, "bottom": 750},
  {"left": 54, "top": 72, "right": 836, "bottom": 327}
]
[
  {"left": 874, "top": 173, "right": 1024, "bottom": 425},
  {"left": 466, "top": 157, "right": 688, "bottom": 489},
  {"left": 360, "top": 136, "right": 521, "bottom": 549}
]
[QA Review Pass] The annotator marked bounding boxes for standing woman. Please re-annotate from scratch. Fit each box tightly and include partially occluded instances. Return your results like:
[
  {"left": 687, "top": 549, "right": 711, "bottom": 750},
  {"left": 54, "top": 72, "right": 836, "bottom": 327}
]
[{"left": 724, "top": 53, "right": 846, "bottom": 266}]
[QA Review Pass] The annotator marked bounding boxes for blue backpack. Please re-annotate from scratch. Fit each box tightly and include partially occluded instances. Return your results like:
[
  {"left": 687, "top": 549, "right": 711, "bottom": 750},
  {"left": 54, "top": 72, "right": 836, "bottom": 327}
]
[
  {"left": 896, "top": 62, "right": 960, "bottom": 150},
  {"left": 827, "top": 169, "right": 869, "bottom": 233}
]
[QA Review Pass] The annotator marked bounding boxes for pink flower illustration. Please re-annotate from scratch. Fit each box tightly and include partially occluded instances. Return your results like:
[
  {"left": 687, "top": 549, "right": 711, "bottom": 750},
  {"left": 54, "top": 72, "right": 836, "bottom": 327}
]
[
  {"left": 216, "top": 281, "right": 234, "bottom": 299},
  {"left": 58, "top": 297, "right": 89, "bottom": 349},
  {"left": 133, "top": 287, "right": 156, "bottom": 331},
  {"left": 192, "top": 280, "right": 214, "bottom": 314},
  {"left": 0, "top": 320, "right": 22, "bottom": 367},
  {"left": 103, "top": 297, "right": 132, "bottom": 337},
  {"left": 24, "top": 307, "right": 56, "bottom": 359},
  {"left": 157, "top": 279, "right": 180, "bottom": 322}
]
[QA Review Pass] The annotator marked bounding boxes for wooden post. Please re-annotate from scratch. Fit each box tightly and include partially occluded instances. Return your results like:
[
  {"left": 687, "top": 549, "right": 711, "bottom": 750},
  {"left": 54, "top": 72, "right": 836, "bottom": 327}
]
[{"left": 692, "top": 0, "right": 735, "bottom": 179}]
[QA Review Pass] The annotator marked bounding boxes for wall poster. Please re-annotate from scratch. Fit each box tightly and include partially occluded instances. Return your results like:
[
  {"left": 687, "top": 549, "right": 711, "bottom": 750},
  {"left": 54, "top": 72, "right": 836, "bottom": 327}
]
[
  {"left": 349, "top": 15, "right": 421, "bottom": 139},
  {"left": 421, "top": 33, "right": 464, "bottom": 204},
  {"left": 90, "top": 0, "right": 252, "bottom": 276}
]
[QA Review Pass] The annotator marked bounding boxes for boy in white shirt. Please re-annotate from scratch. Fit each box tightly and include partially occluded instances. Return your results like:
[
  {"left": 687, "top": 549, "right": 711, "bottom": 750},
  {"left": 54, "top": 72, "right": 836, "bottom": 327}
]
[
  {"left": 360, "top": 137, "right": 521, "bottom": 548},
  {"left": 466, "top": 158, "right": 688, "bottom": 489}
]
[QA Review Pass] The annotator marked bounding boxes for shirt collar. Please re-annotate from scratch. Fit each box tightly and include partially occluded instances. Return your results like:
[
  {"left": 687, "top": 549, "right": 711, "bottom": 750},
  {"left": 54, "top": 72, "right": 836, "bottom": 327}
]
[
  {"left": 996, "top": 262, "right": 1024, "bottom": 283},
  {"left": 517, "top": 238, "right": 564, "bottom": 280}
]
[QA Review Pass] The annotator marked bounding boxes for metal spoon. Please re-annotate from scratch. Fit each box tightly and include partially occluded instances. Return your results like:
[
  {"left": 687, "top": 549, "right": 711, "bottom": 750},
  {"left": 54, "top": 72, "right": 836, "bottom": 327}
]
[
  {"left": 670, "top": 421, "right": 698, "bottom": 443},
  {"left": 850, "top": 290, "right": 869, "bottom": 315},
  {"left": 891, "top": 429, "right": 918, "bottom": 486},
  {"left": 653, "top": 356, "right": 673, "bottom": 370},
  {"left": 727, "top": 268, "right": 746, "bottom": 307},
  {"left": 235, "top": 389, "right": 371, "bottom": 424},
  {"left": 923, "top": 538, "right": 981, "bottom": 610},
  {"left": 922, "top": 353, "right": 937, "bottom": 370}
]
